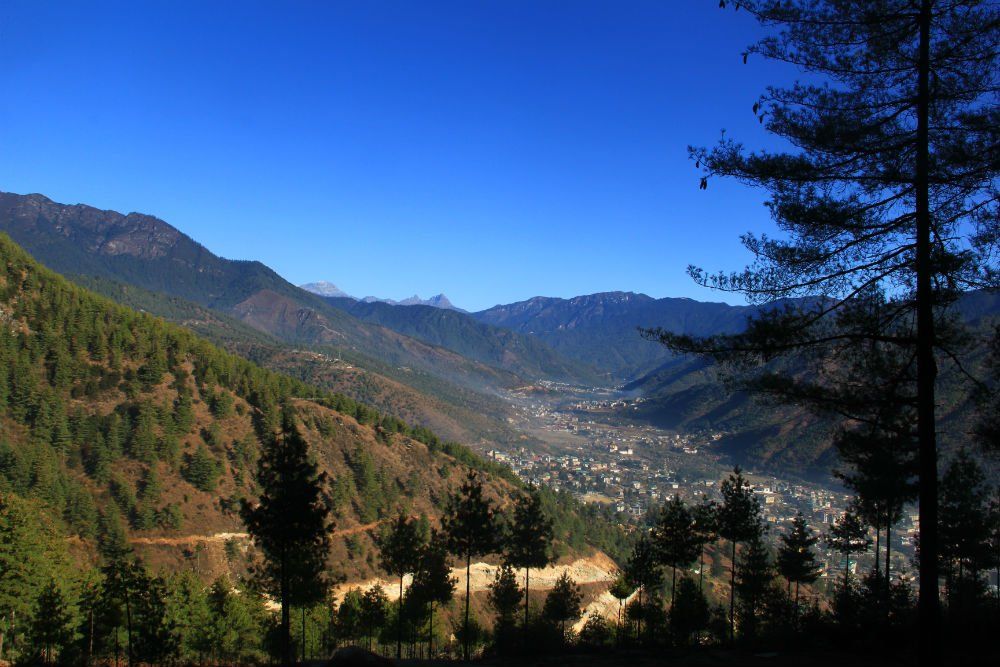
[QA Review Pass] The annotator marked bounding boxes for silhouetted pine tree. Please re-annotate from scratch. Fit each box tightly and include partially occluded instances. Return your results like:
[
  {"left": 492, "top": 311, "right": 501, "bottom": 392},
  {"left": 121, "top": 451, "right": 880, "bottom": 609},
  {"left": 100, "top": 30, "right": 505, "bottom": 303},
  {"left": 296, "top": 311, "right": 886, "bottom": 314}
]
[
  {"left": 826, "top": 506, "right": 872, "bottom": 600},
  {"left": 377, "top": 512, "right": 425, "bottom": 660},
  {"left": 504, "top": 488, "right": 554, "bottom": 631},
  {"left": 692, "top": 495, "right": 718, "bottom": 594},
  {"left": 669, "top": 577, "right": 710, "bottom": 646},
  {"left": 624, "top": 535, "right": 661, "bottom": 641},
  {"left": 442, "top": 471, "right": 500, "bottom": 660},
  {"left": 653, "top": 494, "right": 702, "bottom": 607},
  {"left": 240, "top": 411, "right": 333, "bottom": 666},
  {"left": 777, "top": 513, "right": 821, "bottom": 612},
  {"left": 488, "top": 564, "right": 522, "bottom": 651},
  {"left": 939, "top": 449, "right": 994, "bottom": 616},
  {"left": 359, "top": 586, "right": 388, "bottom": 652},
  {"left": 608, "top": 571, "right": 634, "bottom": 643},
  {"left": 717, "top": 467, "right": 762, "bottom": 641},
  {"left": 407, "top": 535, "right": 455, "bottom": 657},
  {"left": 644, "top": 2, "right": 999, "bottom": 656},
  {"left": 542, "top": 573, "right": 582, "bottom": 645},
  {"left": 735, "top": 531, "right": 774, "bottom": 642}
]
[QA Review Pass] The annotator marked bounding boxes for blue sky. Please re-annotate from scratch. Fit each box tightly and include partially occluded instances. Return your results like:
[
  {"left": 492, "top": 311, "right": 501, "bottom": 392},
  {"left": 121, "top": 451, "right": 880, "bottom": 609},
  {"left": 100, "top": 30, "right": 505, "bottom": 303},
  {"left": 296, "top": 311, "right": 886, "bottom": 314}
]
[{"left": 0, "top": 1, "right": 797, "bottom": 311}]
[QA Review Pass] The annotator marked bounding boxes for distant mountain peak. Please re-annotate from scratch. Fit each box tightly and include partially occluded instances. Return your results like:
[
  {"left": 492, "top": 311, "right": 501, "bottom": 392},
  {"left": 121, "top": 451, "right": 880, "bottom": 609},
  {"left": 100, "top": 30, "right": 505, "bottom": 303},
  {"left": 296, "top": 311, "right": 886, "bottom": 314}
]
[
  {"left": 299, "top": 281, "right": 354, "bottom": 299},
  {"left": 359, "top": 293, "right": 463, "bottom": 311}
]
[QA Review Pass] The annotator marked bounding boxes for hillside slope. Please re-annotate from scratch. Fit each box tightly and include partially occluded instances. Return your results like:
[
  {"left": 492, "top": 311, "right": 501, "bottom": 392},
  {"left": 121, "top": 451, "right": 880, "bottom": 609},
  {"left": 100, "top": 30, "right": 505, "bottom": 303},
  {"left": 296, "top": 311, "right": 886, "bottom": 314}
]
[
  {"left": 324, "top": 297, "right": 601, "bottom": 383},
  {"left": 0, "top": 233, "right": 624, "bottom": 581}
]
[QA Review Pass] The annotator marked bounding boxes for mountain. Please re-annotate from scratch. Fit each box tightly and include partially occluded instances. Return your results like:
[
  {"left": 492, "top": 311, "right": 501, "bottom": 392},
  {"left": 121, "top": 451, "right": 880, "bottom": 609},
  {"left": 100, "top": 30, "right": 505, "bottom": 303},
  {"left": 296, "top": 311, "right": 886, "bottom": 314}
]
[
  {"left": 300, "top": 281, "right": 465, "bottom": 311},
  {"left": 362, "top": 293, "right": 464, "bottom": 311},
  {"left": 322, "top": 297, "right": 602, "bottom": 383},
  {"left": 0, "top": 192, "right": 577, "bottom": 424},
  {"left": 0, "top": 232, "right": 624, "bottom": 579},
  {"left": 299, "top": 280, "right": 353, "bottom": 298},
  {"left": 474, "top": 291, "right": 754, "bottom": 380}
]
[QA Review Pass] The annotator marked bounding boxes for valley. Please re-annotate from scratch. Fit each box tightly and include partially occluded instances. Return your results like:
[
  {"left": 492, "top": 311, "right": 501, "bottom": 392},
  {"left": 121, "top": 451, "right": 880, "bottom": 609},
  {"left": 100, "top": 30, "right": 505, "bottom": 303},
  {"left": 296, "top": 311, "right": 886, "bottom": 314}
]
[{"left": 1, "top": 189, "right": 991, "bottom": 616}]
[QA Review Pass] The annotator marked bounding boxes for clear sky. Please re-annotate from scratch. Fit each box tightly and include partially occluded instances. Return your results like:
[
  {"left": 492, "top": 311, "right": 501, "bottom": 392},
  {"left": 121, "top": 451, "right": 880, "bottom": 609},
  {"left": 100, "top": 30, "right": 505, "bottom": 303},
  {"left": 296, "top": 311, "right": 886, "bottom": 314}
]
[{"left": 0, "top": 1, "right": 798, "bottom": 311}]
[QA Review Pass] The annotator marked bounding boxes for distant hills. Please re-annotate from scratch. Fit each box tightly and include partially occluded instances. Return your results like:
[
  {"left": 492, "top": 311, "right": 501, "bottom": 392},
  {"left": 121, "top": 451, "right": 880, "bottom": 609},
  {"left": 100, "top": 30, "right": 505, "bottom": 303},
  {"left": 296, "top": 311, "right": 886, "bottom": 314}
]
[{"left": 474, "top": 291, "right": 754, "bottom": 380}]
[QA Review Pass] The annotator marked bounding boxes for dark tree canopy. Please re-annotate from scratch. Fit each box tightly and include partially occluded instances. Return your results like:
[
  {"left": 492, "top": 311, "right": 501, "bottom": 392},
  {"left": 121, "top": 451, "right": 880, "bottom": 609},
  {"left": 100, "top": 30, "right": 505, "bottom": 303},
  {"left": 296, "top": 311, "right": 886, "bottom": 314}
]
[
  {"left": 777, "top": 513, "right": 821, "bottom": 607},
  {"left": 826, "top": 505, "right": 873, "bottom": 595},
  {"left": 645, "top": 1, "right": 999, "bottom": 654},
  {"left": 652, "top": 495, "right": 702, "bottom": 606},
  {"left": 240, "top": 412, "right": 333, "bottom": 666},
  {"left": 504, "top": 487, "right": 554, "bottom": 630},
  {"left": 442, "top": 471, "right": 500, "bottom": 660},
  {"left": 377, "top": 512, "right": 425, "bottom": 660}
]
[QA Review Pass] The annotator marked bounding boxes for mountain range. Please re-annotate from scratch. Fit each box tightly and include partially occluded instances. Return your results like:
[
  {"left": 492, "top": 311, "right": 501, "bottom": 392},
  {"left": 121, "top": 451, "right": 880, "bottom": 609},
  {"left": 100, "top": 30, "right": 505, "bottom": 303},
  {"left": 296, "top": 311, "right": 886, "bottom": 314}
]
[
  {"left": 2, "top": 190, "right": 997, "bottom": 477},
  {"left": 300, "top": 280, "right": 463, "bottom": 311}
]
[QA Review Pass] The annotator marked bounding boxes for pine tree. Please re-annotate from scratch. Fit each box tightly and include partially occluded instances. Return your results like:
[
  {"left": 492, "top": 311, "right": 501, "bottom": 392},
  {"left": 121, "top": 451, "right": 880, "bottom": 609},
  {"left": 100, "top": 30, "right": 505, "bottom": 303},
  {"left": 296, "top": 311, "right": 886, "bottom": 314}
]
[
  {"left": 487, "top": 563, "right": 522, "bottom": 651},
  {"left": 624, "top": 534, "right": 661, "bottom": 640},
  {"left": 652, "top": 495, "right": 702, "bottom": 607},
  {"left": 359, "top": 585, "right": 388, "bottom": 652},
  {"left": 377, "top": 512, "right": 424, "bottom": 660},
  {"left": 939, "top": 450, "right": 994, "bottom": 613},
  {"left": 646, "top": 2, "right": 999, "bottom": 655},
  {"left": 542, "top": 572, "right": 582, "bottom": 644},
  {"left": 407, "top": 536, "right": 455, "bottom": 658},
  {"left": 835, "top": 405, "right": 918, "bottom": 599},
  {"left": 608, "top": 572, "right": 635, "bottom": 643},
  {"left": 206, "top": 577, "right": 264, "bottom": 664},
  {"left": 504, "top": 488, "right": 554, "bottom": 631},
  {"left": 734, "top": 532, "right": 774, "bottom": 641},
  {"left": 335, "top": 589, "right": 364, "bottom": 648},
  {"left": 31, "top": 579, "right": 75, "bottom": 665},
  {"left": 442, "top": 471, "right": 500, "bottom": 660},
  {"left": 717, "top": 467, "right": 762, "bottom": 641},
  {"left": 826, "top": 507, "right": 872, "bottom": 599},
  {"left": 777, "top": 513, "right": 821, "bottom": 612},
  {"left": 692, "top": 495, "right": 718, "bottom": 594},
  {"left": 241, "top": 412, "right": 333, "bottom": 666},
  {"left": 670, "top": 576, "right": 710, "bottom": 647},
  {"left": 0, "top": 493, "right": 62, "bottom": 663}
]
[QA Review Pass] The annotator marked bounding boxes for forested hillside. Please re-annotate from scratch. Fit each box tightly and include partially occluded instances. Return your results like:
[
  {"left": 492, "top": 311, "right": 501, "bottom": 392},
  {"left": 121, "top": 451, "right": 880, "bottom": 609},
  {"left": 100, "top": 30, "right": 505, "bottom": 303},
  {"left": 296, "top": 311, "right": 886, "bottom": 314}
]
[{"left": 0, "top": 233, "right": 625, "bottom": 578}]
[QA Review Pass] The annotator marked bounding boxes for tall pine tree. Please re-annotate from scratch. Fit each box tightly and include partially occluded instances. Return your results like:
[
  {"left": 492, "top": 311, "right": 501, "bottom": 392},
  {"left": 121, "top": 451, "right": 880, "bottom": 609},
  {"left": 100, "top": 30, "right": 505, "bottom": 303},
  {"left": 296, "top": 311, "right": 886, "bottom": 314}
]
[
  {"left": 645, "top": 2, "right": 999, "bottom": 656},
  {"left": 241, "top": 411, "right": 333, "bottom": 666},
  {"left": 442, "top": 471, "right": 500, "bottom": 661},
  {"left": 504, "top": 488, "right": 554, "bottom": 630}
]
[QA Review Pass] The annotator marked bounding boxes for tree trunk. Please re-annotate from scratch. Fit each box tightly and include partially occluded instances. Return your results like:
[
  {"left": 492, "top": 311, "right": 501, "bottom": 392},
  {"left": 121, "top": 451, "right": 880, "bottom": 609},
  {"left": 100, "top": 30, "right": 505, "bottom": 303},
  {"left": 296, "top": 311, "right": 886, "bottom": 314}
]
[
  {"left": 699, "top": 550, "right": 705, "bottom": 593},
  {"left": 397, "top": 575, "right": 404, "bottom": 660},
  {"left": 885, "top": 522, "right": 893, "bottom": 611},
  {"left": 914, "top": 0, "right": 940, "bottom": 662},
  {"left": 88, "top": 607, "right": 95, "bottom": 667},
  {"left": 671, "top": 565, "right": 677, "bottom": 608},
  {"left": 124, "top": 587, "right": 133, "bottom": 667},
  {"left": 844, "top": 555, "right": 850, "bottom": 598},
  {"left": 428, "top": 602, "right": 434, "bottom": 658},
  {"left": 464, "top": 552, "right": 472, "bottom": 661},
  {"left": 874, "top": 526, "right": 881, "bottom": 578},
  {"left": 524, "top": 568, "right": 530, "bottom": 632},
  {"left": 302, "top": 606, "right": 307, "bottom": 662},
  {"left": 281, "top": 566, "right": 291, "bottom": 667},
  {"left": 729, "top": 540, "right": 737, "bottom": 643},
  {"left": 637, "top": 587, "right": 643, "bottom": 640}
]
